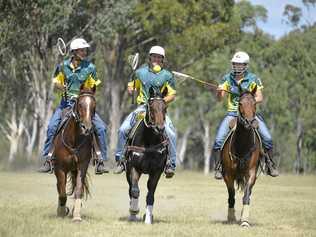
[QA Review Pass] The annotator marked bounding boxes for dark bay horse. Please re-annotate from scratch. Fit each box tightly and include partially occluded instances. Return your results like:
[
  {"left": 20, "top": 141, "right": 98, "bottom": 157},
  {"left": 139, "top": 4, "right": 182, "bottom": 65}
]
[
  {"left": 125, "top": 88, "right": 169, "bottom": 224},
  {"left": 221, "top": 90, "right": 261, "bottom": 227},
  {"left": 53, "top": 87, "right": 96, "bottom": 222}
]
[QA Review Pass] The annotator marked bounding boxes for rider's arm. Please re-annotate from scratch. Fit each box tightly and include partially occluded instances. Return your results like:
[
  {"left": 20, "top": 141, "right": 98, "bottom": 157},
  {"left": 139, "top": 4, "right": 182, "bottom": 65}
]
[
  {"left": 251, "top": 77, "right": 264, "bottom": 104},
  {"left": 216, "top": 75, "right": 229, "bottom": 101},
  {"left": 216, "top": 88, "right": 226, "bottom": 101},
  {"left": 216, "top": 79, "right": 229, "bottom": 101},
  {"left": 53, "top": 71, "right": 66, "bottom": 91},
  {"left": 161, "top": 82, "right": 176, "bottom": 104},
  {"left": 254, "top": 89, "right": 263, "bottom": 104},
  {"left": 82, "top": 66, "right": 101, "bottom": 90},
  {"left": 164, "top": 94, "right": 176, "bottom": 104},
  {"left": 127, "top": 79, "right": 140, "bottom": 95}
]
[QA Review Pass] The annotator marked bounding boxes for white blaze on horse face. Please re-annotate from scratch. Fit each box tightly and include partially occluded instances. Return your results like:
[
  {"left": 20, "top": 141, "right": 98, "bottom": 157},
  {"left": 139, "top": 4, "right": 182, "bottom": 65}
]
[{"left": 81, "top": 96, "right": 93, "bottom": 129}]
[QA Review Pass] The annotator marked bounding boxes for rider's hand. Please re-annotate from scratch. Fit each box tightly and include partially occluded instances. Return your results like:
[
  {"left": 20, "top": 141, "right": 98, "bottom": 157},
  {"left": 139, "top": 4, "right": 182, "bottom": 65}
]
[{"left": 230, "top": 85, "right": 240, "bottom": 95}]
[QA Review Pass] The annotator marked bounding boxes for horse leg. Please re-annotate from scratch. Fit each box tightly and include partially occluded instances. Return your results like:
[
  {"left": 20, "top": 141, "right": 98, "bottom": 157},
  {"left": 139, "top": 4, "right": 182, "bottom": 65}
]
[
  {"left": 224, "top": 175, "right": 236, "bottom": 223},
  {"left": 72, "top": 169, "right": 83, "bottom": 222},
  {"left": 128, "top": 167, "right": 141, "bottom": 221},
  {"left": 55, "top": 169, "right": 69, "bottom": 217},
  {"left": 144, "top": 172, "right": 161, "bottom": 224},
  {"left": 240, "top": 169, "right": 257, "bottom": 227}
]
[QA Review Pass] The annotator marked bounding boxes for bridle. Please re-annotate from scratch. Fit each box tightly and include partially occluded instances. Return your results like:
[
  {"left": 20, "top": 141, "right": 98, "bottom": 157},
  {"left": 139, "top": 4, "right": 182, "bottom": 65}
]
[
  {"left": 144, "top": 97, "right": 166, "bottom": 134},
  {"left": 61, "top": 93, "right": 96, "bottom": 156}
]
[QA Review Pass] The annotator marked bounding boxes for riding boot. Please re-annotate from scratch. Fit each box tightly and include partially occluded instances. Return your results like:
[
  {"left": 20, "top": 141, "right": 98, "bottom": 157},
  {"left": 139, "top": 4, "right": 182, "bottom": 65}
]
[
  {"left": 213, "top": 150, "right": 223, "bottom": 180},
  {"left": 38, "top": 154, "right": 54, "bottom": 173},
  {"left": 95, "top": 160, "right": 109, "bottom": 175},
  {"left": 164, "top": 159, "right": 175, "bottom": 179},
  {"left": 113, "top": 157, "right": 125, "bottom": 174},
  {"left": 265, "top": 149, "right": 279, "bottom": 177}
]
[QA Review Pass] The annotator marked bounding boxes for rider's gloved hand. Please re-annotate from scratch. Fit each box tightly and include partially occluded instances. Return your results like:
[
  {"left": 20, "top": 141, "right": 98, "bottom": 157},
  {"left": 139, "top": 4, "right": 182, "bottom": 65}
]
[{"left": 230, "top": 85, "right": 240, "bottom": 95}]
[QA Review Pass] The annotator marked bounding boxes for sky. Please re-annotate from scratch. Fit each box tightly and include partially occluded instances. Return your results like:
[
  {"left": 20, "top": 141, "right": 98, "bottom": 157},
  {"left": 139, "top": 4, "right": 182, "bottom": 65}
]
[{"left": 248, "top": 0, "right": 316, "bottom": 38}]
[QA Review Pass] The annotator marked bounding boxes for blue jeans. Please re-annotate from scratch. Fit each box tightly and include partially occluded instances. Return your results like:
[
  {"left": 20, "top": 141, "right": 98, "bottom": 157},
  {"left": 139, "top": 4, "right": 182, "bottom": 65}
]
[
  {"left": 212, "top": 112, "right": 273, "bottom": 151},
  {"left": 42, "top": 99, "right": 108, "bottom": 161},
  {"left": 115, "top": 105, "right": 177, "bottom": 168}
]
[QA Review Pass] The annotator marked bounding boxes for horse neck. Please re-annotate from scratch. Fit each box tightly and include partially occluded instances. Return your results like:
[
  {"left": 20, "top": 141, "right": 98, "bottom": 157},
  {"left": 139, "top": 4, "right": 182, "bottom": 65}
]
[
  {"left": 63, "top": 115, "right": 79, "bottom": 146},
  {"left": 232, "top": 119, "right": 255, "bottom": 156},
  {"left": 132, "top": 120, "right": 164, "bottom": 146}
]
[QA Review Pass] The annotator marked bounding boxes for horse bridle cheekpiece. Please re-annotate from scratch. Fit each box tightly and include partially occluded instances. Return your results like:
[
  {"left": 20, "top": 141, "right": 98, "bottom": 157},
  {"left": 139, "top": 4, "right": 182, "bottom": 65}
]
[
  {"left": 144, "top": 97, "right": 166, "bottom": 134},
  {"left": 73, "top": 93, "right": 96, "bottom": 133},
  {"left": 61, "top": 93, "right": 95, "bottom": 156},
  {"left": 238, "top": 93, "right": 257, "bottom": 129}
]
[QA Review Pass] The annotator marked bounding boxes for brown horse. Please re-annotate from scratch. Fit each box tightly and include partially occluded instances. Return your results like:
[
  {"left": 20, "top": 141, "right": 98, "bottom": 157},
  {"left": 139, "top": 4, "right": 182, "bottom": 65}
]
[
  {"left": 125, "top": 87, "right": 169, "bottom": 224},
  {"left": 53, "top": 87, "right": 96, "bottom": 222},
  {"left": 221, "top": 90, "right": 261, "bottom": 227}
]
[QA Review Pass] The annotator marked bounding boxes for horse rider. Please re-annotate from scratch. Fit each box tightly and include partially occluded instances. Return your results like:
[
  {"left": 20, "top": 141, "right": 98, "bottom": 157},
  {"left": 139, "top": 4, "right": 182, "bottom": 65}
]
[
  {"left": 114, "top": 45, "right": 177, "bottom": 178},
  {"left": 38, "top": 38, "right": 108, "bottom": 174},
  {"left": 212, "top": 51, "right": 279, "bottom": 179}
]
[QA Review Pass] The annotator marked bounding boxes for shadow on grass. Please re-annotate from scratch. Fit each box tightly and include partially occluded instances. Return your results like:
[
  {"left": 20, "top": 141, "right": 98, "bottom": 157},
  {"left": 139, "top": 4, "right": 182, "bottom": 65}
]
[
  {"left": 118, "top": 215, "right": 169, "bottom": 224},
  {"left": 209, "top": 218, "right": 262, "bottom": 227},
  {"left": 44, "top": 211, "right": 103, "bottom": 223}
]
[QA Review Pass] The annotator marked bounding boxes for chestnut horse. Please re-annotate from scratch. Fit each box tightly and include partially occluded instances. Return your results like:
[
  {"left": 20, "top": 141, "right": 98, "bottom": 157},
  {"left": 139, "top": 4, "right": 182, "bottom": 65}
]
[
  {"left": 53, "top": 87, "right": 96, "bottom": 222},
  {"left": 125, "top": 87, "right": 169, "bottom": 224},
  {"left": 221, "top": 90, "right": 261, "bottom": 227}
]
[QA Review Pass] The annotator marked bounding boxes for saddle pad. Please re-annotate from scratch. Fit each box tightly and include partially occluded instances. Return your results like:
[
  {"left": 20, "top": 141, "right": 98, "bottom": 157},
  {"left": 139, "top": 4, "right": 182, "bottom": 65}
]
[{"left": 220, "top": 126, "right": 263, "bottom": 153}]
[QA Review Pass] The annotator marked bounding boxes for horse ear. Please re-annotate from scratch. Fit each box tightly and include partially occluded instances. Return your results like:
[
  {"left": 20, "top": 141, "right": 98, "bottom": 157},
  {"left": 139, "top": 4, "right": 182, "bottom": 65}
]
[
  {"left": 149, "top": 87, "right": 155, "bottom": 98},
  {"left": 80, "top": 84, "right": 85, "bottom": 93},
  {"left": 91, "top": 85, "right": 96, "bottom": 94},
  {"left": 251, "top": 85, "right": 257, "bottom": 95},
  {"left": 161, "top": 87, "right": 168, "bottom": 98}
]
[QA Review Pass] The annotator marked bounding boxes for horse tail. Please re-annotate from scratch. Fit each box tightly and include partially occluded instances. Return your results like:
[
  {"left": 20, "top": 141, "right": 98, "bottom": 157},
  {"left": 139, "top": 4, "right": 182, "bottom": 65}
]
[
  {"left": 67, "top": 170, "right": 91, "bottom": 200},
  {"left": 235, "top": 173, "right": 247, "bottom": 191}
]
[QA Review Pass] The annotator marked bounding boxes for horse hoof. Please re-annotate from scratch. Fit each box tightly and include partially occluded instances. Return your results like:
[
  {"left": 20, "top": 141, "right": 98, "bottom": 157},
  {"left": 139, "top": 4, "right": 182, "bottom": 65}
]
[
  {"left": 128, "top": 214, "right": 139, "bottom": 222},
  {"left": 228, "top": 218, "right": 237, "bottom": 223},
  {"left": 57, "top": 206, "right": 70, "bottom": 217},
  {"left": 72, "top": 217, "right": 82, "bottom": 222},
  {"left": 143, "top": 214, "right": 153, "bottom": 224},
  {"left": 241, "top": 221, "right": 250, "bottom": 227}
]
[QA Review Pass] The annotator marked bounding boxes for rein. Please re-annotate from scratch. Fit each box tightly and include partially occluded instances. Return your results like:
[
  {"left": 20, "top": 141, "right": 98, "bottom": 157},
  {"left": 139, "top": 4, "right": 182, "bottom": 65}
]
[
  {"left": 229, "top": 94, "right": 257, "bottom": 163},
  {"left": 127, "top": 139, "right": 169, "bottom": 154},
  {"left": 128, "top": 96, "right": 168, "bottom": 155},
  {"left": 61, "top": 93, "right": 95, "bottom": 157},
  {"left": 144, "top": 97, "right": 165, "bottom": 134}
]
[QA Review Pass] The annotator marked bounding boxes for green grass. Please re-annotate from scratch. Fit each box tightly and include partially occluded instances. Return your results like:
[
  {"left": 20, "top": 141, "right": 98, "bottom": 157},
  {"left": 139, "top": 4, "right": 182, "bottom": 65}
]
[{"left": 0, "top": 170, "right": 315, "bottom": 237}]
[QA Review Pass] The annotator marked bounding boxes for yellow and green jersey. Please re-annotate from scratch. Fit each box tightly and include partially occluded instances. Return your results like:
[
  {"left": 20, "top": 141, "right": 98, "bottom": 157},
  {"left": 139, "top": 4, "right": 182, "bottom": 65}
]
[
  {"left": 128, "top": 64, "right": 176, "bottom": 104},
  {"left": 53, "top": 58, "right": 101, "bottom": 98},
  {"left": 219, "top": 71, "right": 263, "bottom": 112}
]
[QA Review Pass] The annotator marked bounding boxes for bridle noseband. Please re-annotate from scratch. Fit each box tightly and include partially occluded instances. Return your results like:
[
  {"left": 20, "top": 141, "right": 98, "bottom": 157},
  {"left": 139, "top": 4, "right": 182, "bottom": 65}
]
[
  {"left": 73, "top": 93, "right": 96, "bottom": 134},
  {"left": 144, "top": 97, "right": 166, "bottom": 134},
  {"left": 61, "top": 93, "right": 96, "bottom": 155}
]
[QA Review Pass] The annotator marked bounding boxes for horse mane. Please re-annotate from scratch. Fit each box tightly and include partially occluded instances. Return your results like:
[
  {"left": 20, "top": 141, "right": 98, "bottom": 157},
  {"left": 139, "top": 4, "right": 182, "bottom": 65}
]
[
  {"left": 80, "top": 88, "right": 95, "bottom": 95},
  {"left": 239, "top": 91, "right": 254, "bottom": 100}
]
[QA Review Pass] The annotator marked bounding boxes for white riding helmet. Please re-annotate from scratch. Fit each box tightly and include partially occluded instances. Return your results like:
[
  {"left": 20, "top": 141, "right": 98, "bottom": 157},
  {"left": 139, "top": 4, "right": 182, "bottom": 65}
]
[
  {"left": 231, "top": 51, "right": 249, "bottom": 75},
  {"left": 70, "top": 38, "right": 90, "bottom": 51},
  {"left": 149, "top": 46, "right": 165, "bottom": 57}
]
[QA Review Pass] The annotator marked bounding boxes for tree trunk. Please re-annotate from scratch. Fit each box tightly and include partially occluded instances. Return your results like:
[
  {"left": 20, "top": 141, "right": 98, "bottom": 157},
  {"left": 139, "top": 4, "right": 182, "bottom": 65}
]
[
  {"left": 0, "top": 104, "right": 26, "bottom": 164},
  {"left": 109, "top": 83, "right": 124, "bottom": 157},
  {"left": 202, "top": 120, "right": 211, "bottom": 175},
  {"left": 102, "top": 34, "right": 127, "bottom": 159},
  {"left": 294, "top": 119, "right": 304, "bottom": 174},
  {"left": 25, "top": 111, "right": 38, "bottom": 161},
  {"left": 177, "top": 126, "right": 192, "bottom": 165},
  {"left": 26, "top": 50, "right": 55, "bottom": 157}
]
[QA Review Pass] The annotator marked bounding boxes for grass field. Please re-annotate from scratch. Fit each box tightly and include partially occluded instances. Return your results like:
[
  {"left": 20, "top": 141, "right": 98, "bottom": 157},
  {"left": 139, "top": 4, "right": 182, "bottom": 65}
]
[{"left": 0, "top": 170, "right": 315, "bottom": 237}]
